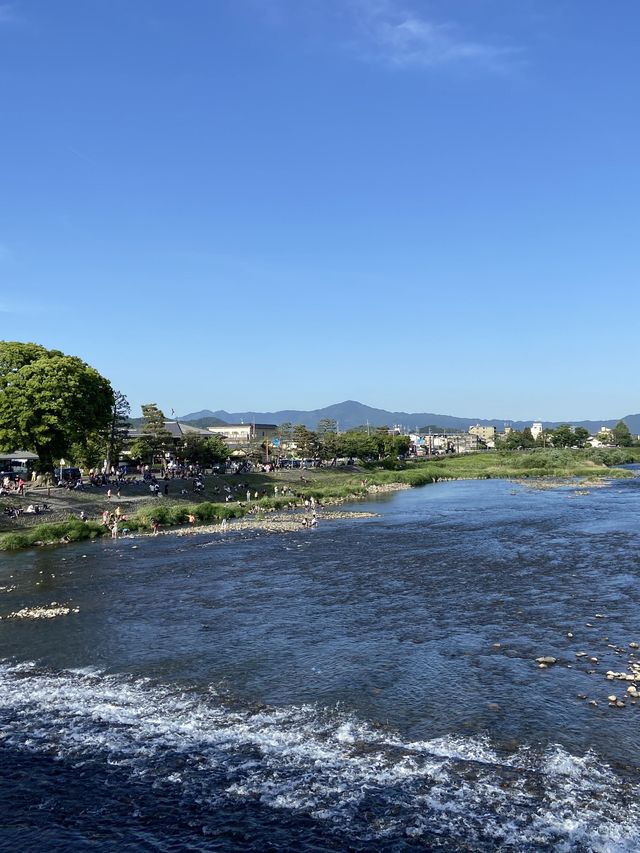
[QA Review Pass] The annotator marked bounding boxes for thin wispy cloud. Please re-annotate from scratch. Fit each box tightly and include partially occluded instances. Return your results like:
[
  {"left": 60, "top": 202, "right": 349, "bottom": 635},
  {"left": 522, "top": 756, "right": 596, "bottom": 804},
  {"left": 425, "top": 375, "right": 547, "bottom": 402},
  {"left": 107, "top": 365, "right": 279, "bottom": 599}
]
[{"left": 347, "top": 0, "right": 516, "bottom": 71}]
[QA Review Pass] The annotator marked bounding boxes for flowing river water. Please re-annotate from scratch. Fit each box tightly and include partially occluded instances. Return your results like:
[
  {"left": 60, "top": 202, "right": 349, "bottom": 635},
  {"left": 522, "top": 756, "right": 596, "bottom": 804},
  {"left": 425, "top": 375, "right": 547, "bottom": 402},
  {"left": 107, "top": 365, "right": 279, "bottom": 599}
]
[{"left": 1, "top": 473, "right": 640, "bottom": 851}]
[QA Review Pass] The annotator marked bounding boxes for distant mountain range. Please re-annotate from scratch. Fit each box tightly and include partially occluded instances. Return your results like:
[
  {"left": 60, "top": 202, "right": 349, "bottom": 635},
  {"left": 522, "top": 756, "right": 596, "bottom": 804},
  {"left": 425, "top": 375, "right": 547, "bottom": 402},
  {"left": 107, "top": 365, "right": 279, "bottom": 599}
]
[{"left": 178, "top": 400, "right": 640, "bottom": 434}]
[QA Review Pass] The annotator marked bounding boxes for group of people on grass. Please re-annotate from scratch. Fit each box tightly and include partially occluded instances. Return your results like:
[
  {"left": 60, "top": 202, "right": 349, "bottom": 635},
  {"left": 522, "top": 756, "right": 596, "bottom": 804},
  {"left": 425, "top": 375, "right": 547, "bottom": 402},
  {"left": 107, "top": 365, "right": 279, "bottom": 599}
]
[{"left": 1, "top": 476, "right": 25, "bottom": 496}]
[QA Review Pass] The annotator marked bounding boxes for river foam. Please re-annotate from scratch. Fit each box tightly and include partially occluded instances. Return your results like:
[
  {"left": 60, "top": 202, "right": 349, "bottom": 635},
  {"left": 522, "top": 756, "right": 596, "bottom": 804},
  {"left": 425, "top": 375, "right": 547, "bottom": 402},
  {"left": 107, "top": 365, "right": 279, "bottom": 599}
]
[{"left": 0, "top": 660, "right": 638, "bottom": 851}]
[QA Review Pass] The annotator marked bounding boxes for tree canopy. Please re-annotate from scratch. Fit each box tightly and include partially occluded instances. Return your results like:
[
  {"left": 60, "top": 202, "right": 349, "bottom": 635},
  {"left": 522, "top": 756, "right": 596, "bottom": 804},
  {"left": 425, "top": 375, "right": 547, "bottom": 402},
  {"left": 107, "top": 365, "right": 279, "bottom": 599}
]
[
  {"left": 550, "top": 424, "right": 575, "bottom": 448},
  {"left": 0, "top": 341, "right": 114, "bottom": 473},
  {"left": 612, "top": 420, "right": 633, "bottom": 447},
  {"left": 181, "top": 433, "right": 229, "bottom": 466},
  {"left": 497, "top": 429, "right": 535, "bottom": 450},
  {"left": 129, "top": 404, "right": 173, "bottom": 465}
]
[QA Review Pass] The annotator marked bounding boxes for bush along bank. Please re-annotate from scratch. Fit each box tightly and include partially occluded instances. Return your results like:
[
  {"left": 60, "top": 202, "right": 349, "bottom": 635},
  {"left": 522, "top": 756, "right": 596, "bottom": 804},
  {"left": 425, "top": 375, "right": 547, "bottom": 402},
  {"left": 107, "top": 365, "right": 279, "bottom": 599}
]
[{"left": 0, "top": 519, "right": 106, "bottom": 550}]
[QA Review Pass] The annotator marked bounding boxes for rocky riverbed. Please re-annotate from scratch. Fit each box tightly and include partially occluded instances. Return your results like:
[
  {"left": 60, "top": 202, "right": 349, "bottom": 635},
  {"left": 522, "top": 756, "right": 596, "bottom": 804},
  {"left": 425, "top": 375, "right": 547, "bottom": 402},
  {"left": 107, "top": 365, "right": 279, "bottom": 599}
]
[{"left": 170, "top": 509, "right": 379, "bottom": 537}]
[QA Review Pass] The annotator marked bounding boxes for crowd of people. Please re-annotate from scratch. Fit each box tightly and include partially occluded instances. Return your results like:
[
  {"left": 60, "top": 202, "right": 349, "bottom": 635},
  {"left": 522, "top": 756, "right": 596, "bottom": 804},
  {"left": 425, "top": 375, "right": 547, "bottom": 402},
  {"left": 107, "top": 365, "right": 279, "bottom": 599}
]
[
  {"left": 2, "top": 457, "right": 327, "bottom": 537},
  {"left": 0, "top": 475, "right": 25, "bottom": 496}
]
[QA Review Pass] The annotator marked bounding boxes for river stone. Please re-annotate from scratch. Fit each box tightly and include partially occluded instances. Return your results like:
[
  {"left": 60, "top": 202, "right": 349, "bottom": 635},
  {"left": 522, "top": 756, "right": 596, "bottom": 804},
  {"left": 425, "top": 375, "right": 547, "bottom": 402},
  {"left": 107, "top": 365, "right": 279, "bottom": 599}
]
[{"left": 535, "top": 656, "right": 557, "bottom": 665}]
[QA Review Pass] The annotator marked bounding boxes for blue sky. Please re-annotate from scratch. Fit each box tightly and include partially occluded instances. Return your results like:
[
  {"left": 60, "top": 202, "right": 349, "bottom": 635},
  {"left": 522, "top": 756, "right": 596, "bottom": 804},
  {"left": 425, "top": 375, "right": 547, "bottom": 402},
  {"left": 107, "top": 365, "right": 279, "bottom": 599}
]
[{"left": 1, "top": 1, "right": 639, "bottom": 420}]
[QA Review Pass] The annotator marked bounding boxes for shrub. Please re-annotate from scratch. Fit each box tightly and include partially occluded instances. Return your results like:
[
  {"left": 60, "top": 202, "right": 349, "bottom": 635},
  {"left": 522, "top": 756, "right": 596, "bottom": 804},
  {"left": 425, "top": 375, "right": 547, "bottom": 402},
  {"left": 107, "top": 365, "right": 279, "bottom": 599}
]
[
  {"left": 0, "top": 532, "right": 31, "bottom": 550},
  {"left": 0, "top": 518, "right": 108, "bottom": 550}
]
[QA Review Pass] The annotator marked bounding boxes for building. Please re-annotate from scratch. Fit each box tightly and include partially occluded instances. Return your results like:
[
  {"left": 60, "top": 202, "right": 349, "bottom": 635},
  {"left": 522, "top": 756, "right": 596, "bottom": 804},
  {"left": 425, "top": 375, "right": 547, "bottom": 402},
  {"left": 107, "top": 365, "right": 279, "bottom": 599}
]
[
  {"left": 127, "top": 421, "right": 213, "bottom": 456},
  {"left": 468, "top": 425, "right": 497, "bottom": 445},
  {"left": 206, "top": 423, "right": 278, "bottom": 447},
  {"left": 588, "top": 426, "right": 614, "bottom": 447},
  {"left": 530, "top": 422, "right": 543, "bottom": 441},
  {"left": 410, "top": 432, "right": 481, "bottom": 455}
]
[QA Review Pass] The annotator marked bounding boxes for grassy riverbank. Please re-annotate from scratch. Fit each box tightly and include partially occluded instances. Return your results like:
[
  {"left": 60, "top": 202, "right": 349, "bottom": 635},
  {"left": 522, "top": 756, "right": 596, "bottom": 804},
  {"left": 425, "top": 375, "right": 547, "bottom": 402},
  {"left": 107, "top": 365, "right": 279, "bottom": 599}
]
[{"left": 1, "top": 448, "right": 637, "bottom": 550}]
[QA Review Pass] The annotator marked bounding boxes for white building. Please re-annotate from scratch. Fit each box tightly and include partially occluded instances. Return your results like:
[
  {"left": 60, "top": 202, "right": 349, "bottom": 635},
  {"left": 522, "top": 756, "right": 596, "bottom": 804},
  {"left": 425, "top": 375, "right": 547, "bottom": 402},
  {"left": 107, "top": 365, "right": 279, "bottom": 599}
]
[{"left": 531, "top": 422, "right": 543, "bottom": 441}]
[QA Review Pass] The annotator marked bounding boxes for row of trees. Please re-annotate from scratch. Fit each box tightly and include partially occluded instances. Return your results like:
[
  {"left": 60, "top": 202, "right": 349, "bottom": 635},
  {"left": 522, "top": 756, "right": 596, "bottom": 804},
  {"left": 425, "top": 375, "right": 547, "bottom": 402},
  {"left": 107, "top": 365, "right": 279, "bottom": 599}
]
[
  {"left": 273, "top": 420, "right": 411, "bottom": 463},
  {"left": 129, "top": 404, "right": 229, "bottom": 467},
  {"left": 1, "top": 341, "right": 636, "bottom": 474},
  {"left": 495, "top": 420, "right": 635, "bottom": 450}
]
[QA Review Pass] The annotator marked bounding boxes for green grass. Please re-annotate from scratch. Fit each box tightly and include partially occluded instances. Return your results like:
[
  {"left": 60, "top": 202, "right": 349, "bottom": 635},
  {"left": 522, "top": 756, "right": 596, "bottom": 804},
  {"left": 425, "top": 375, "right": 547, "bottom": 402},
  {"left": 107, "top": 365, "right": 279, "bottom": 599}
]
[
  {"left": 290, "top": 448, "right": 637, "bottom": 503},
  {"left": 366, "top": 448, "right": 639, "bottom": 482}
]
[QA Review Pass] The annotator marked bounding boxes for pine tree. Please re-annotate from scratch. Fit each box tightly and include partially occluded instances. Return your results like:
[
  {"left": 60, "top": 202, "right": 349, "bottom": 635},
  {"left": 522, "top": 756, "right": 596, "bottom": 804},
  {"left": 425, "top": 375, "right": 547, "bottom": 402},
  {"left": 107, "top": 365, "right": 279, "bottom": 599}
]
[{"left": 105, "top": 390, "right": 131, "bottom": 470}]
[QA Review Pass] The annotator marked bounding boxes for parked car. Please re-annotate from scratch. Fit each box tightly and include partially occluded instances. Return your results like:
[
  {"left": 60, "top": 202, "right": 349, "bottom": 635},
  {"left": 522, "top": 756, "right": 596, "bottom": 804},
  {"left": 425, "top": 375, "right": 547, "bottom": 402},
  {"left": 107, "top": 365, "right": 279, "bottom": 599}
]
[{"left": 59, "top": 467, "right": 82, "bottom": 482}]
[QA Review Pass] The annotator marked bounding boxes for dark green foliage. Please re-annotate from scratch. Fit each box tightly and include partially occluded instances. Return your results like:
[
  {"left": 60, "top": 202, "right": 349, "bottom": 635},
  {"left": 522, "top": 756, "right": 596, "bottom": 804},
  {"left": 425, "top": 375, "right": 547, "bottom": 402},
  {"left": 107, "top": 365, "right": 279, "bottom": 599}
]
[
  {"left": 292, "top": 424, "right": 320, "bottom": 457},
  {"left": 0, "top": 519, "right": 106, "bottom": 550},
  {"left": 129, "top": 404, "right": 173, "bottom": 464},
  {"left": 584, "top": 447, "right": 639, "bottom": 465},
  {"left": 551, "top": 424, "right": 575, "bottom": 448},
  {"left": 316, "top": 418, "right": 337, "bottom": 435},
  {"left": 106, "top": 390, "right": 132, "bottom": 468},
  {"left": 0, "top": 341, "right": 114, "bottom": 473},
  {"left": 182, "top": 434, "right": 229, "bottom": 466},
  {"left": 276, "top": 422, "right": 294, "bottom": 442},
  {"left": 612, "top": 420, "right": 633, "bottom": 447}
]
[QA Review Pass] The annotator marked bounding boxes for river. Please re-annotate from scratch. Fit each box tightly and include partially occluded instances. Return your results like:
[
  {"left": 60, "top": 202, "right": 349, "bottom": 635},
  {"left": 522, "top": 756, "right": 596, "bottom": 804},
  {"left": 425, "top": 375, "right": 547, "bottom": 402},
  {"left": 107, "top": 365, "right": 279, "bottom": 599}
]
[{"left": 1, "top": 474, "right": 639, "bottom": 851}]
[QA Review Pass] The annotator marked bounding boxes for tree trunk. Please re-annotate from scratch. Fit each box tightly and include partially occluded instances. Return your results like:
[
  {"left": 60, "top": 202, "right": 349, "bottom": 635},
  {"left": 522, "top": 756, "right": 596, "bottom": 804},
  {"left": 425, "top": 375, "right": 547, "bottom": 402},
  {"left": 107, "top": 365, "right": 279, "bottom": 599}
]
[{"left": 33, "top": 445, "right": 55, "bottom": 476}]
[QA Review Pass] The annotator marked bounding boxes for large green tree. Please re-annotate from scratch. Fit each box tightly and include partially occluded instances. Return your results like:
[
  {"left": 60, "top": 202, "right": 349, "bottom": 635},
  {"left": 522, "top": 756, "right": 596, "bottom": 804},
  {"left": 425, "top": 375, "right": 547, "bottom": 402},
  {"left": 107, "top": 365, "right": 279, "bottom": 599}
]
[
  {"left": 106, "top": 390, "right": 132, "bottom": 470},
  {"left": 69, "top": 389, "right": 131, "bottom": 471},
  {"left": 342, "top": 430, "right": 380, "bottom": 461},
  {"left": 276, "top": 422, "right": 294, "bottom": 442},
  {"left": 292, "top": 424, "right": 319, "bottom": 458},
  {"left": 129, "top": 404, "right": 173, "bottom": 465},
  {"left": 181, "top": 433, "right": 229, "bottom": 466},
  {"left": 612, "top": 420, "right": 633, "bottom": 447},
  {"left": 551, "top": 424, "right": 575, "bottom": 448},
  {"left": 316, "top": 418, "right": 337, "bottom": 436},
  {"left": 0, "top": 341, "right": 114, "bottom": 473},
  {"left": 318, "top": 429, "right": 344, "bottom": 464},
  {"left": 573, "top": 427, "right": 590, "bottom": 448},
  {"left": 497, "top": 429, "right": 532, "bottom": 450},
  {"left": 384, "top": 434, "right": 411, "bottom": 457}
]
